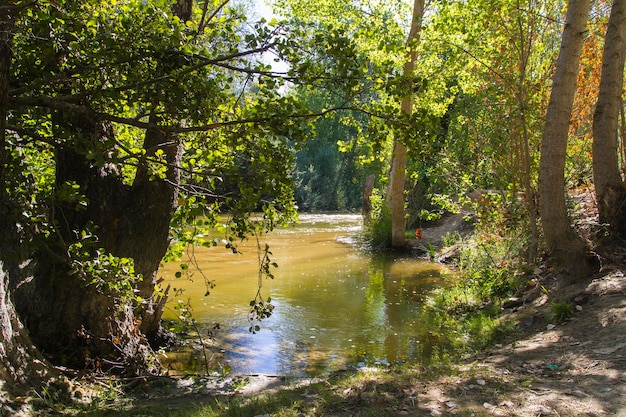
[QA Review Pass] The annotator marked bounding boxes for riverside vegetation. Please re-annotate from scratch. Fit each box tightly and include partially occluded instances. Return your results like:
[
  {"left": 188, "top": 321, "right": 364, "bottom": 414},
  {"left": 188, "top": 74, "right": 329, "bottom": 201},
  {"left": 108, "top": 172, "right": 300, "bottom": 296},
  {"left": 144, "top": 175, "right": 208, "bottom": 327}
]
[{"left": 30, "top": 191, "right": 626, "bottom": 416}]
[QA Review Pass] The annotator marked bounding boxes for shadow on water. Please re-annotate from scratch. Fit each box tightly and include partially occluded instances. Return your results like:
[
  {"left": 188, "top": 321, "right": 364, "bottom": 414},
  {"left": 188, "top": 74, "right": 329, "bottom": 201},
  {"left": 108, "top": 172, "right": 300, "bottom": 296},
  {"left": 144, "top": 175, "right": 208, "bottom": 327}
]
[{"left": 159, "top": 214, "right": 456, "bottom": 377}]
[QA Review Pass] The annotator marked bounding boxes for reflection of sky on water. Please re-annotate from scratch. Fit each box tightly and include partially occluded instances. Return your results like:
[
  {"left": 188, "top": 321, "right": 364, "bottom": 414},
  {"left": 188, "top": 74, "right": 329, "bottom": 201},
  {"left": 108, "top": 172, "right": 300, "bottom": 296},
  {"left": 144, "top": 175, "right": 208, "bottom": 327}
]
[{"left": 160, "top": 214, "right": 454, "bottom": 376}]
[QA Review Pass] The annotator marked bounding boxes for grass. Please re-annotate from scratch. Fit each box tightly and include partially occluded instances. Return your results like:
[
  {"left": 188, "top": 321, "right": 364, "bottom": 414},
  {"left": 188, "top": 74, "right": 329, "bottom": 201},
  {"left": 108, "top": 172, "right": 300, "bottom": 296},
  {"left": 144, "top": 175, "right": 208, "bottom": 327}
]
[
  {"left": 47, "top": 366, "right": 458, "bottom": 417},
  {"left": 548, "top": 301, "right": 574, "bottom": 323}
]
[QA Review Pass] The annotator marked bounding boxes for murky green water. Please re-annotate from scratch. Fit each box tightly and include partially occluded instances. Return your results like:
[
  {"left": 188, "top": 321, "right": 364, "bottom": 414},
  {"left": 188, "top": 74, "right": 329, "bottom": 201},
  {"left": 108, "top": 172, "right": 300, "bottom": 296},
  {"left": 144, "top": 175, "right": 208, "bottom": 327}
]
[{"left": 159, "top": 214, "right": 455, "bottom": 377}]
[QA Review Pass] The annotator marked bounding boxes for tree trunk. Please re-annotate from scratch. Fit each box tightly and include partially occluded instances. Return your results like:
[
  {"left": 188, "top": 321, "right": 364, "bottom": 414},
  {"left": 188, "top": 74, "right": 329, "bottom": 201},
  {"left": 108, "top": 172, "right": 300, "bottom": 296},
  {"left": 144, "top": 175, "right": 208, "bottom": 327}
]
[
  {"left": 515, "top": 7, "right": 539, "bottom": 263},
  {"left": 362, "top": 174, "right": 375, "bottom": 223},
  {"left": 538, "top": 0, "right": 593, "bottom": 278},
  {"left": 12, "top": 3, "right": 186, "bottom": 373},
  {"left": 12, "top": 110, "right": 165, "bottom": 373},
  {"left": 0, "top": 5, "right": 65, "bottom": 409},
  {"left": 388, "top": 0, "right": 425, "bottom": 248},
  {"left": 125, "top": 112, "right": 181, "bottom": 341},
  {"left": 593, "top": 0, "right": 626, "bottom": 238}
]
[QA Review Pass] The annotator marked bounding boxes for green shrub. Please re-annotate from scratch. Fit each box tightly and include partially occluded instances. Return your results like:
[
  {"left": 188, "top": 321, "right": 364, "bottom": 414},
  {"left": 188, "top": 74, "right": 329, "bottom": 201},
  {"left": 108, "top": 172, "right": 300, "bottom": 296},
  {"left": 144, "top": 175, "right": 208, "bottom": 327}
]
[{"left": 549, "top": 301, "right": 574, "bottom": 323}]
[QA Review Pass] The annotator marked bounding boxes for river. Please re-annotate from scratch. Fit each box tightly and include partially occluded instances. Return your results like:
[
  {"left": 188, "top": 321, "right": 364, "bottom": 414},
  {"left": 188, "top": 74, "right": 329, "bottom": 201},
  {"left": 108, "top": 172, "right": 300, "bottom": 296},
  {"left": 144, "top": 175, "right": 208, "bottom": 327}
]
[{"left": 159, "top": 213, "right": 455, "bottom": 377}]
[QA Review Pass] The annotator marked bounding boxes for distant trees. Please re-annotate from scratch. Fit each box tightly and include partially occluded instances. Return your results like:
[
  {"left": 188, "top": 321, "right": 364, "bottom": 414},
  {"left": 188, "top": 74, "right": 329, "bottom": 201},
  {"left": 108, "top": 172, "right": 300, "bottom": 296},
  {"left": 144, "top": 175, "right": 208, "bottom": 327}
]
[
  {"left": 281, "top": 0, "right": 622, "bottom": 278},
  {"left": 2, "top": 0, "right": 626, "bottom": 401}
]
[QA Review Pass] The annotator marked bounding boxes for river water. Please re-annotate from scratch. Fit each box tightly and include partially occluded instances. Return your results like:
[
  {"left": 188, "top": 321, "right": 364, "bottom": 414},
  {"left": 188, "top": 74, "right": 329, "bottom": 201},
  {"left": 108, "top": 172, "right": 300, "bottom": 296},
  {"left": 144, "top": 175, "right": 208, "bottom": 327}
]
[{"left": 159, "top": 213, "right": 455, "bottom": 377}]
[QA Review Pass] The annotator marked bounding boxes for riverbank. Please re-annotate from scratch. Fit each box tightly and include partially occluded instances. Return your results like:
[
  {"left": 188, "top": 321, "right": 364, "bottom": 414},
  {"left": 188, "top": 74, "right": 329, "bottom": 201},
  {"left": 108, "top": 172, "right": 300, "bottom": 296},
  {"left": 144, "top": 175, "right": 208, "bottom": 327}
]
[
  {"left": 22, "top": 202, "right": 626, "bottom": 416},
  {"left": 35, "top": 262, "right": 623, "bottom": 417},
  {"left": 27, "top": 232, "right": 624, "bottom": 417}
]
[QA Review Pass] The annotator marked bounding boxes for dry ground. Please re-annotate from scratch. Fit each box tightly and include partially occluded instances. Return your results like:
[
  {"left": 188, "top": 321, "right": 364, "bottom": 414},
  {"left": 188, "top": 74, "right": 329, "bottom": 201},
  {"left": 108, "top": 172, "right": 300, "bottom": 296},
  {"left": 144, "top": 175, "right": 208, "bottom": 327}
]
[{"left": 397, "top": 268, "right": 626, "bottom": 416}]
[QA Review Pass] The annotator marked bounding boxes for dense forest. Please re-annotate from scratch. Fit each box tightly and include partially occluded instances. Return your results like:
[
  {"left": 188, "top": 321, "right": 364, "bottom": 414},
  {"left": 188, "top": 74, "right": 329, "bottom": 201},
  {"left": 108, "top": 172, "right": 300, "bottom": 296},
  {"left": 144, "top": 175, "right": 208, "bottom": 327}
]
[{"left": 0, "top": 0, "right": 625, "bottom": 414}]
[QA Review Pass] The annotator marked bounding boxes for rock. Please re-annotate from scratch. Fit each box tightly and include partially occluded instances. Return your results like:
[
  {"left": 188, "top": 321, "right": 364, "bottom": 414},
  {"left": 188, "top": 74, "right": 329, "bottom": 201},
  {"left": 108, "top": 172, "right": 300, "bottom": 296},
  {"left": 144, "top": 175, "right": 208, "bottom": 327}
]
[{"left": 503, "top": 297, "right": 523, "bottom": 309}]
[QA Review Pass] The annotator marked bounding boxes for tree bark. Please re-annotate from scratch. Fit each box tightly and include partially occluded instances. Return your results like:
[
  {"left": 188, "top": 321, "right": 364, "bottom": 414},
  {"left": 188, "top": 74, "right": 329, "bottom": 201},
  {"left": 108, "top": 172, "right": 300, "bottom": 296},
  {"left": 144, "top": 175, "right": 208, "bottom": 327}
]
[
  {"left": 388, "top": 0, "right": 425, "bottom": 248},
  {"left": 0, "top": 4, "right": 64, "bottom": 408},
  {"left": 12, "top": 109, "right": 163, "bottom": 373},
  {"left": 538, "top": 0, "right": 593, "bottom": 278},
  {"left": 125, "top": 112, "right": 181, "bottom": 341},
  {"left": 515, "top": 6, "right": 539, "bottom": 263},
  {"left": 12, "top": 3, "right": 186, "bottom": 373},
  {"left": 593, "top": 0, "right": 626, "bottom": 238}
]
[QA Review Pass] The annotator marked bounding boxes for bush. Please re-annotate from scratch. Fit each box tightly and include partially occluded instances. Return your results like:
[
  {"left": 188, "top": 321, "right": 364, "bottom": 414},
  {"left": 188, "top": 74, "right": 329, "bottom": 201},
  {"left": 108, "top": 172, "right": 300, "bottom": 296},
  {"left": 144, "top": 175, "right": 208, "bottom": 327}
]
[{"left": 361, "top": 189, "right": 392, "bottom": 248}]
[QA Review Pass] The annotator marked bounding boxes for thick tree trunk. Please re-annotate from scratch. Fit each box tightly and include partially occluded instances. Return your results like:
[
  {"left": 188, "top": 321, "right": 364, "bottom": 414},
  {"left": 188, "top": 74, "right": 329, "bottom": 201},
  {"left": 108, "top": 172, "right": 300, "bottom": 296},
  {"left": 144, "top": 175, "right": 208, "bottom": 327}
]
[
  {"left": 593, "top": 0, "right": 626, "bottom": 237},
  {"left": 388, "top": 0, "right": 425, "bottom": 248},
  {"left": 0, "top": 261, "right": 55, "bottom": 414},
  {"left": 13, "top": 111, "right": 164, "bottom": 373},
  {"left": 0, "top": 5, "right": 64, "bottom": 410},
  {"left": 13, "top": 3, "right": 186, "bottom": 372},
  {"left": 125, "top": 112, "right": 181, "bottom": 341},
  {"left": 538, "top": 0, "right": 593, "bottom": 278}
]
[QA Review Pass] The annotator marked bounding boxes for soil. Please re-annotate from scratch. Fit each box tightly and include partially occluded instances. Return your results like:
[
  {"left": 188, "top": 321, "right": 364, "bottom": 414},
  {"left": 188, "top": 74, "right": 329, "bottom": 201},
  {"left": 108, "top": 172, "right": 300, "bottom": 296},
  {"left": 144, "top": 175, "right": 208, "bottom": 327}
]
[{"left": 408, "top": 267, "right": 626, "bottom": 416}]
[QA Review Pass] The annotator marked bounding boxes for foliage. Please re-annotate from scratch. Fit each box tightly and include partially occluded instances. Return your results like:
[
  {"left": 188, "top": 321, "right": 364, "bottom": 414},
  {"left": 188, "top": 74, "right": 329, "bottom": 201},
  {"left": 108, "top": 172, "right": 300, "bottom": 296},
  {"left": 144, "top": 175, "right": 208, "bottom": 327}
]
[
  {"left": 415, "top": 216, "right": 531, "bottom": 360},
  {"left": 0, "top": 0, "right": 620, "bottom": 391},
  {"left": 549, "top": 301, "right": 574, "bottom": 323},
  {"left": 360, "top": 188, "right": 392, "bottom": 248},
  {"left": 567, "top": 2, "right": 610, "bottom": 187},
  {"left": 1, "top": 0, "right": 398, "bottom": 376}
]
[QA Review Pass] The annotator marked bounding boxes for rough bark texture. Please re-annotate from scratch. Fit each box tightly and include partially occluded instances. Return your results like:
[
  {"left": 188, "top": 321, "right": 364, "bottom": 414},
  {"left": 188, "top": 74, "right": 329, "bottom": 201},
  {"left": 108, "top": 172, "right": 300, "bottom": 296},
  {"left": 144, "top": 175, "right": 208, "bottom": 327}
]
[
  {"left": 388, "top": 0, "right": 425, "bottom": 248},
  {"left": 11, "top": 3, "right": 185, "bottom": 373},
  {"left": 12, "top": 109, "right": 166, "bottom": 373},
  {"left": 593, "top": 0, "right": 626, "bottom": 238},
  {"left": 127, "top": 113, "right": 181, "bottom": 341},
  {"left": 538, "top": 0, "right": 593, "bottom": 279},
  {"left": 0, "top": 5, "right": 65, "bottom": 410}
]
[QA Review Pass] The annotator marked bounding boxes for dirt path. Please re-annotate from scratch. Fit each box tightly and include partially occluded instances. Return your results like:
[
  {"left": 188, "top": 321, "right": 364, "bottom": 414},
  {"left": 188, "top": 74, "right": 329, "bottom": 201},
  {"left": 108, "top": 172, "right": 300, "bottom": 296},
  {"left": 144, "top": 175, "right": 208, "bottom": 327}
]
[{"left": 403, "top": 269, "right": 626, "bottom": 416}]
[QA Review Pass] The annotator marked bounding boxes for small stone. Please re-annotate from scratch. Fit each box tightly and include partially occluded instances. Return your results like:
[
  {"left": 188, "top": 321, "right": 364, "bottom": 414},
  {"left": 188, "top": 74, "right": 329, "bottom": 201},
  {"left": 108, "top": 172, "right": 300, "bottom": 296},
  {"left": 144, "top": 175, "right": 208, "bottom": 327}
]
[
  {"left": 546, "top": 324, "right": 556, "bottom": 330},
  {"left": 445, "top": 401, "right": 457, "bottom": 408},
  {"left": 476, "top": 379, "right": 486, "bottom": 385},
  {"left": 483, "top": 402, "right": 496, "bottom": 410}
]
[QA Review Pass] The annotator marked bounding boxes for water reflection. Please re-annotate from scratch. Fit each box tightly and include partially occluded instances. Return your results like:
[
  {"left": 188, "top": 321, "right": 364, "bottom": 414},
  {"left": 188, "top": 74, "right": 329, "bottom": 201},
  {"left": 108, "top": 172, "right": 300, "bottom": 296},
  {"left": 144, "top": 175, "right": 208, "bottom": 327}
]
[{"left": 159, "top": 214, "right": 454, "bottom": 376}]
